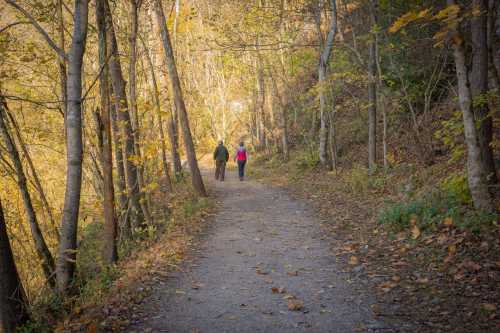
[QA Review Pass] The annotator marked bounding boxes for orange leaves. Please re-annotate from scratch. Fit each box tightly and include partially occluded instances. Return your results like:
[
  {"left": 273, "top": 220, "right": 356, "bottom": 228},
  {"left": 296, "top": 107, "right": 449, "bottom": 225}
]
[
  {"left": 348, "top": 256, "right": 359, "bottom": 265},
  {"left": 271, "top": 286, "right": 286, "bottom": 294}
]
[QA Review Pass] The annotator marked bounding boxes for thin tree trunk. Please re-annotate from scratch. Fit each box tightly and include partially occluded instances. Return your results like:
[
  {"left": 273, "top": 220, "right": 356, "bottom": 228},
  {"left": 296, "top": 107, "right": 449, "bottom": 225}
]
[
  {"left": 368, "top": 0, "right": 378, "bottom": 174},
  {"left": 0, "top": 97, "right": 56, "bottom": 288},
  {"left": 471, "top": 0, "right": 497, "bottom": 185},
  {"left": 0, "top": 198, "right": 30, "bottom": 333},
  {"left": 257, "top": 54, "right": 266, "bottom": 150},
  {"left": 317, "top": 0, "right": 338, "bottom": 166},
  {"left": 147, "top": 11, "right": 182, "bottom": 177},
  {"left": 56, "top": 0, "right": 67, "bottom": 121},
  {"left": 168, "top": 104, "right": 183, "bottom": 176},
  {"left": 487, "top": 0, "right": 500, "bottom": 89},
  {"left": 142, "top": 37, "right": 173, "bottom": 191},
  {"left": 447, "top": 0, "right": 493, "bottom": 211},
  {"left": 327, "top": 98, "right": 337, "bottom": 171},
  {"left": 104, "top": 0, "right": 144, "bottom": 227},
  {"left": 128, "top": 0, "right": 152, "bottom": 225},
  {"left": 56, "top": 0, "right": 89, "bottom": 294},
  {"left": 110, "top": 91, "right": 129, "bottom": 236},
  {"left": 96, "top": 0, "right": 118, "bottom": 264},
  {"left": 5, "top": 110, "right": 59, "bottom": 238},
  {"left": 153, "top": 0, "right": 207, "bottom": 196},
  {"left": 493, "top": 1, "right": 500, "bottom": 82}
]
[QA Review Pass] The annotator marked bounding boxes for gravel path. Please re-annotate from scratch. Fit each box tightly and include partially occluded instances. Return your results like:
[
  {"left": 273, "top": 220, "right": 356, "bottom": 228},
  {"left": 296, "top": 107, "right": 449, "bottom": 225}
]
[{"left": 128, "top": 171, "right": 390, "bottom": 332}]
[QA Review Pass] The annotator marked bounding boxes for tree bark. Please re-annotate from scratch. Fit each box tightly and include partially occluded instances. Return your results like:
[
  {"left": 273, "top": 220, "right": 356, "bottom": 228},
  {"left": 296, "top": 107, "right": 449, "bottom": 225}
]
[
  {"left": 487, "top": 0, "right": 500, "bottom": 89},
  {"left": 55, "top": 0, "right": 67, "bottom": 120},
  {"left": 0, "top": 198, "right": 30, "bottom": 333},
  {"left": 368, "top": 0, "right": 378, "bottom": 174},
  {"left": 471, "top": 0, "right": 497, "bottom": 185},
  {"left": 153, "top": 0, "right": 207, "bottom": 196},
  {"left": 110, "top": 91, "right": 129, "bottom": 236},
  {"left": 317, "top": 0, "right": 338, "bottom": 166},
  {"left": 447, "top": 0, "right": 493, "bottom": 211},
  {"left": 56, "top": 0, "right": 89, "bottom": 294},
  {"left": 103, "top": 0, "right": 144, "bottom": 227},
  {"left": 96, "top": 0, "right": 118, "bottom": 264},
  {"left": 0, "top": 97, "right": 56, "bottom": 288}
]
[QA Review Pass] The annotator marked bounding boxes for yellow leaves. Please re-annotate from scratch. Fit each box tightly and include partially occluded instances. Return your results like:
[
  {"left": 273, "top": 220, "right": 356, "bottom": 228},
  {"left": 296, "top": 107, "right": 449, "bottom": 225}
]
[
  {"left": 389, "top": 8, "right": 432, "bottom": 33},
  {"left": 433, "top": 4, "right": 460, "bottom": 21}
]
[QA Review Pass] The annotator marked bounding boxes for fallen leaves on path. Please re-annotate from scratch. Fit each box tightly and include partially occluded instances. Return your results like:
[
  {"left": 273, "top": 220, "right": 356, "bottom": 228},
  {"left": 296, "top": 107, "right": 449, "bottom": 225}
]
[{"left": 287, "top": 299, "right": 304, "bottom": 311}]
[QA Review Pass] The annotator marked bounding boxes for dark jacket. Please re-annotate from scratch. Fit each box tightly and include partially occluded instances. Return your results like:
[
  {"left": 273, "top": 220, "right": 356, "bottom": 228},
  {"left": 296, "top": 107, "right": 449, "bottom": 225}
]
[{"left": 213, "top": 144, "right": 229, "bottom": 162}]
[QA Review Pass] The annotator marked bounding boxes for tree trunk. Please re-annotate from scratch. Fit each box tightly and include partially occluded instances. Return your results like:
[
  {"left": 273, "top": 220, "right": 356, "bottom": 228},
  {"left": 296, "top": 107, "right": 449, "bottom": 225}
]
[
  {"left": 317, "top": 0, "right": 338, "bottom": 166},
  {"left": 128, "top": 0, "right": 152, "bottom": 225},
  {"left": 146, "top": 11, "right": 182, "bottom": 177},
  {"left": 169, "top": 104, "right": 183, "bottom": 176},
  {"left": 0, "top": 97, "right": 56, "bottom": 288},
  {"left": 447, "top": 0, "right": 493, "bottom": 211},
  {"left": 257, "top": 55, "right": 266, "bottom": 150},
  {"left": 56, "top": 0, "right": 89, "bottom": 294},
  {"left": 471, "top": 0, "right": 497, "bottom": 185},
  {"left": 368, "top": 1, "right": 378, "bottom": 174},
  {"left": 103, "top": 0, "right": 144, "bottom": 227},
  {"left": 487, "top": 0, "right": 500, "bottom": 89},
  {"left": 153, "top": 0, "right": 207, "bottom": 197},
  {"left": 493, "top": 0, "right": 500, "bottom": 82},
  {"left": 96, "top": 0, "right": 118, "bottom": 264},
  {"left": 5, "top": 110, "right": 59, "bottom": 239},
  {"left": 0, "top": 198, "right": 30, "bottom": 333},
  {"left": 142, "top": 37, "right": 173, "bottom": 191},
  {"left": 110, "top": 92, "right": 129, "bottom": 236},
  {"left": 318, "top": 61, "right": 328, "bottom": 164},
  {"left": 55, "top": 0, "right": 67, "bottom": 121}
]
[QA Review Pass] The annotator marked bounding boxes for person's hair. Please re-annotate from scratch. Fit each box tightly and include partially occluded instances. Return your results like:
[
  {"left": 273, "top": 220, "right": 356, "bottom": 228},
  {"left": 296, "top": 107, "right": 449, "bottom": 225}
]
[
  {"left": 218, "top": 140, "right": 223, "bottom": 145},
  {"left": 239, "top": 142, "right": 244, "bottom": 147}
]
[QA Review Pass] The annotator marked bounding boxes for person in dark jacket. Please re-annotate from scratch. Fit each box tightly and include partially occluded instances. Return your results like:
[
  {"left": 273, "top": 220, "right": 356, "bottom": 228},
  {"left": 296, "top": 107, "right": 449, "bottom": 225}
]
[{"left": 213, "top": 140, "right": 229, "bottom": 181}]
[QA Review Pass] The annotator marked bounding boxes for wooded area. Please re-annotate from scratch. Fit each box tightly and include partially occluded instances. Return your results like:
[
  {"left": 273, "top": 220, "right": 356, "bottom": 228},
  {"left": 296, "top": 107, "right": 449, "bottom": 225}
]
[{"left": 0, "top": 0, "right": 498, "bottom": 331}]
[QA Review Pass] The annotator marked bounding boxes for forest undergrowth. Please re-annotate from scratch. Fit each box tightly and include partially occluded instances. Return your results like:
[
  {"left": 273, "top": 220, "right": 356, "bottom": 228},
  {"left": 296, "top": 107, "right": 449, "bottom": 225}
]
[{"left": 25, "top": 181, "right": 214, "bottom": 333}]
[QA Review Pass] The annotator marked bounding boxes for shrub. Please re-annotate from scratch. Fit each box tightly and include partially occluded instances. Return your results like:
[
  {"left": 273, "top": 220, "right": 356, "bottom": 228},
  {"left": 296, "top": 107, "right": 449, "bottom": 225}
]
[
  {"left": 440, "top": 172, "right": 472, "bottom": 205},
  {"left": 378, "top": 191, "right": 497, "bottom": 234},
  {"left": 344, "top": 165, "right": 386, "bottom": 194},
  {"left": 294, "top": 147, "right": 319, "bottom": 171},
  {"left": 345, "top": 165, "right": 369, "bottom": 193}
]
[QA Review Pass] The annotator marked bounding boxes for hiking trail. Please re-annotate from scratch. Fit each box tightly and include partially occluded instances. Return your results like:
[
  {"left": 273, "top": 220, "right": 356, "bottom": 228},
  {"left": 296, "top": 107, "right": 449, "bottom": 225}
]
[{"left": 127, "top": 170, "right": 391, "bottom": 332}]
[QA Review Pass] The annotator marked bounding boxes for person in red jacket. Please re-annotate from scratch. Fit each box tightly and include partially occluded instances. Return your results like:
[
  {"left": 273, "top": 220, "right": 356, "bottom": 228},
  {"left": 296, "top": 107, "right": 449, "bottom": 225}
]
[{"left": 234, "top": 142, "right": 247, "bottom": 181}]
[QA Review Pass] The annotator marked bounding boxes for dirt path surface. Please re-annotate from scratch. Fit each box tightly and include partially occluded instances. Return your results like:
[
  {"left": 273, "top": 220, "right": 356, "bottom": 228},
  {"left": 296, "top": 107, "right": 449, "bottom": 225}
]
[{"left": 127, "top": 171, "right": 393, "bottom": 333}]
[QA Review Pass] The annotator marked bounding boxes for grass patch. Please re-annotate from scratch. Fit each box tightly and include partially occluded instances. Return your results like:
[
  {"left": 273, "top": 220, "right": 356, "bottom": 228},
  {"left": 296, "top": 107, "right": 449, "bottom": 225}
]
[{"left": 378, "top": 191, "right": 497, "bottom": 234}]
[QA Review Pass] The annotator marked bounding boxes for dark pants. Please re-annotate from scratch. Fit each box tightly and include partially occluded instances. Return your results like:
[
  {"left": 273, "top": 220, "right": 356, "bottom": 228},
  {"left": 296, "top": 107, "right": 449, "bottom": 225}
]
[
  {"left": 237, "top": 160, "right": 246, "bottom": 180},
  {"left": 215, "top": 160, "right": 226, "bottom": 181}
]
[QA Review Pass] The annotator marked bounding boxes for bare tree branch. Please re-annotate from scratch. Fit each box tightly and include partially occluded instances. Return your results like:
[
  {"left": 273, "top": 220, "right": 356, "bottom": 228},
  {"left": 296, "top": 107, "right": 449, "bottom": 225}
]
[{"left": 4, "top": 0, "right": 68, "bottom": 61}]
